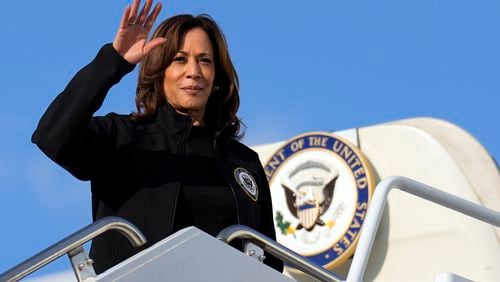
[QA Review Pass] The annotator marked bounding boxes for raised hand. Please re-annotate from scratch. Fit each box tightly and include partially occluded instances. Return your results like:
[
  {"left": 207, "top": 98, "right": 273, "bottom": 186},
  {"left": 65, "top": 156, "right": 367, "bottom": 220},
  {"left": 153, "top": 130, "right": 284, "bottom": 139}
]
[{"left": 113, "top": 0, "right": 166, "bottom": 64}]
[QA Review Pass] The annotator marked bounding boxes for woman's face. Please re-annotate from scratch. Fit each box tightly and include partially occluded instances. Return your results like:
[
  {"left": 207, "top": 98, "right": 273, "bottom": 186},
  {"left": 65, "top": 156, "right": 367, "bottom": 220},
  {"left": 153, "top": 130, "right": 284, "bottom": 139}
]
[{"left": 163, "top": 27, "right": 215, "bottom": 117}]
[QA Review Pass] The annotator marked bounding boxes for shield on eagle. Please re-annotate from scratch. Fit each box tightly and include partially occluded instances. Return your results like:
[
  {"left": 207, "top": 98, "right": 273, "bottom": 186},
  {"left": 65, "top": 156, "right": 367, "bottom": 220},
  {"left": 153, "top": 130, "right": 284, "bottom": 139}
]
[{"left": 297, "top": 200, "right": 320, "bottom": 230}]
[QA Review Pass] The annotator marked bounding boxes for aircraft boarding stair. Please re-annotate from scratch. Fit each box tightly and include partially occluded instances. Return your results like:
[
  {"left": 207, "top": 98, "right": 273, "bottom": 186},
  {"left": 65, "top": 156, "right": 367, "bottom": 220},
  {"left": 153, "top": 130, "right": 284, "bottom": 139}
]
[{"left": 1, "top": 176, "right": 499, "bottom": 282}]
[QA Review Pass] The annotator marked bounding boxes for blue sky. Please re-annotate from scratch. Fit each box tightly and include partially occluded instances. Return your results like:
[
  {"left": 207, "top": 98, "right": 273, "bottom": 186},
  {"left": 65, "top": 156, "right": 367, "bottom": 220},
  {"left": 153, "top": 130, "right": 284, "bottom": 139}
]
[{"left": 1, "top": 0, "right": 498, "bottom": 278}]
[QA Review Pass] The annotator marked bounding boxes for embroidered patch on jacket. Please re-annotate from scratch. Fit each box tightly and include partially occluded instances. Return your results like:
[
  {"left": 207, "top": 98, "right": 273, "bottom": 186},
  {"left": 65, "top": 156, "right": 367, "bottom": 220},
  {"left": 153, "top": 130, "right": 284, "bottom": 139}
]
[{"left": 234, "top": 167, "right": 259, "bottom": 201}]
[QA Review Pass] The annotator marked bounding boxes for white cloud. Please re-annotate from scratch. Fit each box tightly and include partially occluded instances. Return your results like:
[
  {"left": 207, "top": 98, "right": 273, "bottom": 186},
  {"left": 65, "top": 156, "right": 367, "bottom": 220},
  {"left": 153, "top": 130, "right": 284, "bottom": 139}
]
[
  {"left": 26, "top": 270, "right": 75, "bottom": 282},
  {"left": 26, "top": 156, "right": 90, "bottom": 213}
]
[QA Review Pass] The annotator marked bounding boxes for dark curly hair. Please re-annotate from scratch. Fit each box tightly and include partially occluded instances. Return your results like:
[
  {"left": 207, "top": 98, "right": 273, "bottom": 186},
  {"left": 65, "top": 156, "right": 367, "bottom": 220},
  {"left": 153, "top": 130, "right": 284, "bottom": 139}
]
[{"left": 133, "top": 14, "right": 242, "bottom": 139}]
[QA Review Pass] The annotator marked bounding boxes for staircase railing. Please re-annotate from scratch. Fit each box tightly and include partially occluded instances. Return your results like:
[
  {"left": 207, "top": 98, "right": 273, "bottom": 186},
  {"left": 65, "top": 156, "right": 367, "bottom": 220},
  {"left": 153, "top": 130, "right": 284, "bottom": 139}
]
[
  {"left": 0, "top": 216, "right": 146, "bottom": 282},
  {"left": 346, "top": 176, "right": 500, "bottom": 282},
  {"left": 217, "top": 225, "right": 345, "bottom": 282}
]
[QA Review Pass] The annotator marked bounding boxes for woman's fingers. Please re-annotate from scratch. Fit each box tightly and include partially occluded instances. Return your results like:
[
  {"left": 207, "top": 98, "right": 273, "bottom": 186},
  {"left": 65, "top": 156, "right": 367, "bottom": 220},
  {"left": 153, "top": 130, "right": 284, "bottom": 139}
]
[
  {"left": 128, "top": 0, "right": 141, "bottom": 24},
  {"left": 143, "top": 37, "right": 167, "bottom": 55},
  {"left": 144, "top": 2, "right": 162, "bottom": 30},
  {"left": 119, "top": 5, "right": 132, "bottom": 29},
  {"left": 126, "top": 0, "right": 159, "bottom": 27},
  {"left": 114, "top": 0, "right": 163, "bottom": 63},
  {"left": 137, "top": 0, "right": 154, "bottom": 25}
]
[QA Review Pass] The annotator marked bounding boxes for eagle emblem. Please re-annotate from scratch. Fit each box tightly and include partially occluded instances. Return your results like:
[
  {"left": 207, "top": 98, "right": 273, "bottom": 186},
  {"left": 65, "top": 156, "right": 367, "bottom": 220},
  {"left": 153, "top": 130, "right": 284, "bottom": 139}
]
[
  {"left": 281, "top": 160, "right": 338, "bottom": 232},
  {"left": 234, "top": 167, "right": 258, "bottom": 201},
  {"left": 265, "top": 132, "right": 374, "bottom": 270}
]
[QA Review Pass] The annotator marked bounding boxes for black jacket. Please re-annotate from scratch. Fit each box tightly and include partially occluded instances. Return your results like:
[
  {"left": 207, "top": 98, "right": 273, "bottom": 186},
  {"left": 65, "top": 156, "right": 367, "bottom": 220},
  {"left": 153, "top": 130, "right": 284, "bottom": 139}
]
[{"left": 32, "top": 44, "right": 283, "bottom": 273}]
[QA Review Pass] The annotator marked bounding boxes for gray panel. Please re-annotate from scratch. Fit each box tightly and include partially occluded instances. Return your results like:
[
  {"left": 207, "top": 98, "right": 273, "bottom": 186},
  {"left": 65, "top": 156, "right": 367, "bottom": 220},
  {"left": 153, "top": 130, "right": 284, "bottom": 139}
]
[{"left": 96, "top": 227, "right": 292, "bottom": 282}]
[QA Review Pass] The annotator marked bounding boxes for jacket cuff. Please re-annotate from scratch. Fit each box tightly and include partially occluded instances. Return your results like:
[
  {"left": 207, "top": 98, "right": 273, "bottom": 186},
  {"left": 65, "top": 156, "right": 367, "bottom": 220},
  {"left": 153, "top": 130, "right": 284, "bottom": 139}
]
[{"left": 92, "top": 43, "right": 136, "bottom": 81}]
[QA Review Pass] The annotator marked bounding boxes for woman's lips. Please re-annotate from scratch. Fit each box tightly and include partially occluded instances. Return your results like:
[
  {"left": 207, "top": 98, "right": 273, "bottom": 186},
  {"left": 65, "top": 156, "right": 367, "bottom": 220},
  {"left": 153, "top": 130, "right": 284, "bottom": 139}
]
[{"left": 181, "top": 86, "right": 203, "bottom": 94}]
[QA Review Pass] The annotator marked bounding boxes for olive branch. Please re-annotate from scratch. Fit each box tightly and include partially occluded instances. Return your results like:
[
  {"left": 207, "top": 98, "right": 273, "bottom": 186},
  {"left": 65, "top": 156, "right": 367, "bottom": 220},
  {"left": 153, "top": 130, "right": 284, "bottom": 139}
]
[{"left": 275, "top": 211, "right": 296, "bottom": 238}]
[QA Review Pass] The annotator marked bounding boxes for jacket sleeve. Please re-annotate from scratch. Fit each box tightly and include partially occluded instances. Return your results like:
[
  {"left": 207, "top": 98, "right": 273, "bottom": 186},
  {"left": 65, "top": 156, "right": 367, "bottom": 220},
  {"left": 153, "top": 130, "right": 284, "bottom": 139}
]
[
  {"left": 31, "top": 44, "right": 135, "bottom": 180},
  {"left": 256, "top": 155, "right": 285, "bottom": 273}
]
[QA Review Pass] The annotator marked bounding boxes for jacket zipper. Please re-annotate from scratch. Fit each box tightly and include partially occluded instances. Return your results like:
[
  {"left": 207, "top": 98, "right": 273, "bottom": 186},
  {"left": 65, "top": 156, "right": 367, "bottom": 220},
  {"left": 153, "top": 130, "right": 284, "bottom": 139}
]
[
  {"left": 213, "top": 121, "right": 241, "bottom": 225},
  {"left": 169, "top": 118, "right": 192, "bottom": 233}
]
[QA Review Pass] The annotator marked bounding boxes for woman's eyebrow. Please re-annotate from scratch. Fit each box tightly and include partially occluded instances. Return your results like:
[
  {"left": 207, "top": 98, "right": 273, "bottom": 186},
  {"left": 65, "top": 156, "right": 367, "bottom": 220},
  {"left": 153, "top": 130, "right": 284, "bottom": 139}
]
[{"left": 177, "top": 50, "right": 212, "bottom": 57}]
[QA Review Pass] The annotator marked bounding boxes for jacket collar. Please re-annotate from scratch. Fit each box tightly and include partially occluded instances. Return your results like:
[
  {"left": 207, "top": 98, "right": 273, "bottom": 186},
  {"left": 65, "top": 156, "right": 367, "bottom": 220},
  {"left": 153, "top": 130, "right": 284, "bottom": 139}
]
[{"left": 155, "top": 102, "right": 192, "bottom": 137}]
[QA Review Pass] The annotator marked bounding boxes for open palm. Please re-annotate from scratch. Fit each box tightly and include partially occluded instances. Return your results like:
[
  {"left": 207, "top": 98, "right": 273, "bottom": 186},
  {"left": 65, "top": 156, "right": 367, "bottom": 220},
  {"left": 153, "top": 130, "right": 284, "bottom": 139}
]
[{"left": 113, "top": 0, "right": 166, "bottom": 64}]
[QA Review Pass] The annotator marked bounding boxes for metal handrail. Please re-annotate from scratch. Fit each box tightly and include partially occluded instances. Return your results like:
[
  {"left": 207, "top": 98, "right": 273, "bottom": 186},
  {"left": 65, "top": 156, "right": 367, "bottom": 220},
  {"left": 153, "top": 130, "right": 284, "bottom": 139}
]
[
  {"left": 217, "top": 225, "right": 345, "bottom": 282},
  {"left": 346, "top": 176, "right": 500, "bottom": 282},
  {"left": 0, "top": 216, "right": 146, "bottom": 282}
]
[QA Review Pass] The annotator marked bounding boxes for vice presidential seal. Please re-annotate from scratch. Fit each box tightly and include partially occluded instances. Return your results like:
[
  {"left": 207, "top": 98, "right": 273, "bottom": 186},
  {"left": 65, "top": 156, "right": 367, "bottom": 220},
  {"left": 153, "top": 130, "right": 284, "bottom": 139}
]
[
  {"left": 264, "top": 132, "right": 375, "bottom": 270},
  {"left": 234, "top": 167, "right": 259, "bottom": 201}
]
